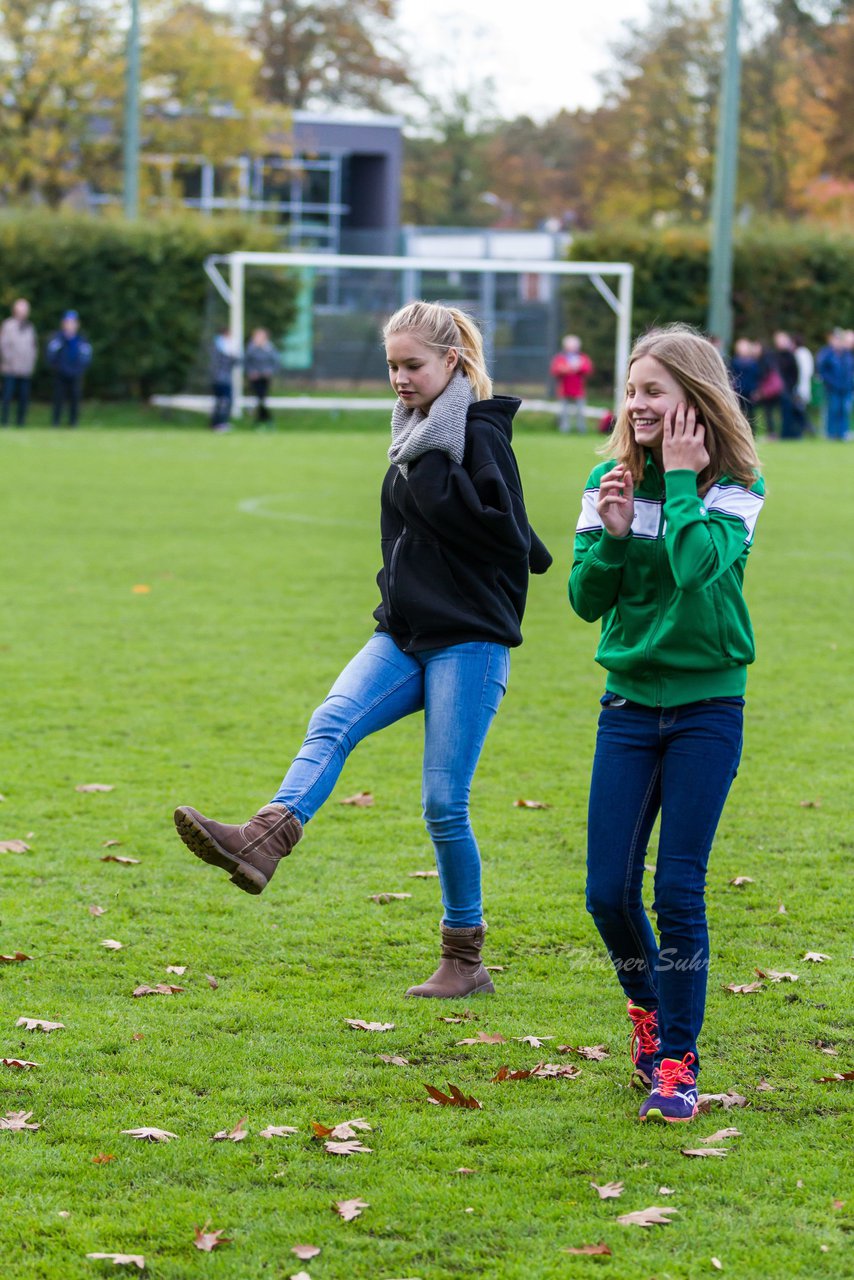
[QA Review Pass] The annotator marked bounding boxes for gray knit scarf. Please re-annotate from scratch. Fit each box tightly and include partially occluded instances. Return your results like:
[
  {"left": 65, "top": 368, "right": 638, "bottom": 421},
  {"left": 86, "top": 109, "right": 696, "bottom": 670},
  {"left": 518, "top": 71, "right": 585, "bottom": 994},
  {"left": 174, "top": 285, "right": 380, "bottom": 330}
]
[{"left": 388, "top": 371, "right": 474, "bottom": 478}]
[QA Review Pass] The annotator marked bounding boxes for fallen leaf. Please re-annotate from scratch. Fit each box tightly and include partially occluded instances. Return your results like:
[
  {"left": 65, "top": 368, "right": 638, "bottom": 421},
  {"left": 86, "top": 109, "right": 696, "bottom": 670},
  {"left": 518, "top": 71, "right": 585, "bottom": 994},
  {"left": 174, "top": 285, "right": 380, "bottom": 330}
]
[
  {"left": 165, "top": 965, "right": 186, "bottom": 975},
  {"left": 590, "top": 1180, "right": 624, "bottom": 1200},
  {"left": 816, "top": 1071, "right": 854, "bottom": 1083},
  {"left": 131, "top": 1033, "right": 144, "bottom": 1042},
  {"left": 755, "top": 967, "right": 798, "bottom": 982},
  {"left": 455, "top": 1167, "right": 476, "bottom": 1174},
  {"left": 484, "top": 964, "right": 506, "bottom": 972},
  {"left": 559, "top": 1044, "right": 610, "bottom": 1061},
  {"left": 16, "top": 1017, "right": 64, "bottom": 1032},
  {"left": 0, "top": 952, "right": 30, "bottom": 963},
  {"left": 313, "top": 1118, "right": 372, "bottom": 1141},
  {"left": 616, "top": 1206, "right": 679, "bottom": 1227},
  {"left": 368, "top": 892, "right": 412, "bottom": 903},
  {"left": 2, "top": 1059, "right": 40, "bottom": 1069},
  {"left": 344, "top": 1019, "right": 395, "bottom": 1032},
  {"left": 101, "top": 839, "right": 122, "bottom": 848},
  {"left": 424, "top": 1082, "right": 482, "bottom": 1109},
  {"left": 292, "top": 1245, "right": 321, "bottom": 1260},
  {"left": 697, "top": 1090, "right": 748, "bottom": 1112},
  {"left": 799, "top": 798, "right": 821, "bottom": 807},
  {"left": 92, "top": 1153, "right": 116, "bottom": 1165},
  {"left": 121, "top": 1128, "right": 178, "bottom": 1142},
  {"left": 755, "top": 1078, "right": 775, "bottom": 1091},
  {"left": 513, "top": 797, "right": 552, "bottom": 809},
  {"left": 815, "top": 1041, "right": 839, "bottom": 1056},
  {"left": 701, "top": 1129, "right": 741, "bottom": 1143},
  {"left": 89, "top": 905, "right": 106, "bottom": 916},
  {"left": 728, "top": 875, "right": 754, "bottom": 886},
  {"left": 0, "top": 839, "right": 30, "bottom": 853},
  {"left": 259, "top": 1125, "right": 299, "bottom": 1138},
  {"left": 682, "top": 1147, "right": 729, "bottom": 1158},
  {"left": 76, "top": 784, "right": 114, "bottom": 793},
  {"left": 212, "top": 1116, "right": 248, "bottom": 1142},
  {"left": 712, "top": 1259, "right": 723, "bottom": 1271},
  {"left": 86, "top": 1254, "right": 145, "bottom": 1269},
  {"left": 724, "top": 982, "right": 764, "bottom": 994},
  {"left": 340, "top": 791, "right": 374, "bottom": 807},
  {"left": 659, "top": 1186, "right": 675, "bottom": 1195},
  {"left": 777, "top": 902, "right": 787, "bottom": 914},
  {"left": 409, "top": 869, "right": 439, "bottom": 878},
  {"left": 101, "top": 940, "right": 123, "bottom": 951},
  {"left": 492, "top": 1065, "right": 533, "bottom": 1081},
  {"left": 803, "top": 952, "right": 831, "bottom": 962},
  {"left": 324, "top": 1139, "right": 373, "bottom": 1155},
  {"left": 563, "top": 1242, "right": 612, "bottom": 1256},
  {"left": 0, "top": 1111, "right": 40, "bottom": 1131},
  {"left": 438, "top": 1010, "right": 477, "bottom": 1023},
  {"left": 378, "top": 1054, "right": 410, "bottom": 1066},
  {"left": 516, "top": 1035, "right": 554, "bottom": 1048},
  {"left": 132, "top": 984, "right": 183, "bottom": 997},
  {"left": 101, "top": 855, "right": 140, "bottom": 865},
  {"left": 193, "top": 1222, "right": 231, "bottom": 1252},
  {"left": 333, "top": 1197, "right": 369, "bottom": 1221},
  {"left": 456, "top": 1031, "right": 506, "bottom": 1045},
  {"left": 531, "top": 1062, "right": 582, "bottom": 1078},
  {"left": 205, "top": 974, "right": 219, "bottom": 989}
]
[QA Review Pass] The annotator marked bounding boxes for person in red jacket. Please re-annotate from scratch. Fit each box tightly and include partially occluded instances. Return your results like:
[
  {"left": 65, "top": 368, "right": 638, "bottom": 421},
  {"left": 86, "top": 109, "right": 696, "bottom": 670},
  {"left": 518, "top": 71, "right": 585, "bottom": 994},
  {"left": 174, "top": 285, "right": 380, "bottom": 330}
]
[{"left": 550, "top": 334, "right": 594, "bottom": 434}]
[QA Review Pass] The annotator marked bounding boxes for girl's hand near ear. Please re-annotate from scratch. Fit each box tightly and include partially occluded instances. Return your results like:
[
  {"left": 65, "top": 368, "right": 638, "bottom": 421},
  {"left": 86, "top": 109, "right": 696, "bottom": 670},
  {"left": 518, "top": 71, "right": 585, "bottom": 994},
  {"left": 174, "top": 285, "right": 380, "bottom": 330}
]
[
  {"left": 596, "top": 464, "right": 635, "bottom": 538},
  {"left": 662, "top": 403, "right": 710, "bottom": 474}
]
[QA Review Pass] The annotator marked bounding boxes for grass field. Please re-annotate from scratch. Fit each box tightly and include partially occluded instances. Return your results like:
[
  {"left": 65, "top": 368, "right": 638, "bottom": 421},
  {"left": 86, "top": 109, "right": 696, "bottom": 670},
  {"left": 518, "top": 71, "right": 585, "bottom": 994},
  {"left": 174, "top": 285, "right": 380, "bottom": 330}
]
[{"left": 1, "top": 423, "right": 851, "bottom": 1280}]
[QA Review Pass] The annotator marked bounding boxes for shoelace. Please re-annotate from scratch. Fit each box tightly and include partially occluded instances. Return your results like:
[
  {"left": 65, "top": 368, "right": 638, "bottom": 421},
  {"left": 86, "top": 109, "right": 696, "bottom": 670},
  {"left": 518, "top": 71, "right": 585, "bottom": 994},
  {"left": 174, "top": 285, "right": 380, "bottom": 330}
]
[
  {"left": 654, "top": 1052, "right": 697, "bottom": 1097},
  {"left": 628, "top": 1006, "right": 660, "bottom": 1064}
]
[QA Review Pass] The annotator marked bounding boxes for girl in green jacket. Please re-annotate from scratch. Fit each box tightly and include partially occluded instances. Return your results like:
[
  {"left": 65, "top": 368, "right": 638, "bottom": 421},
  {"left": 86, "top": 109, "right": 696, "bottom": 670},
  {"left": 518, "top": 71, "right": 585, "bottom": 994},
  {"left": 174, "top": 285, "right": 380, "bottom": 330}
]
[{"left": 570, "top": 324, "right": 764, "bottom": 1123}]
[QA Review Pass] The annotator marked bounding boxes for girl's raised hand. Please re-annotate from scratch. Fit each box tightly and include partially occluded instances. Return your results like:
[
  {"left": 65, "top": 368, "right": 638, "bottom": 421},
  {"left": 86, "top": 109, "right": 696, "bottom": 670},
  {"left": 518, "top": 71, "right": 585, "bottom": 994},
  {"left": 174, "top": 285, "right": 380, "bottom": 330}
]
[
  {"left": 596, "top": 463, "right": 634, "bottom": 539},
  {"left": 662, "top": 403, "right": 710, "bottom": 474}
]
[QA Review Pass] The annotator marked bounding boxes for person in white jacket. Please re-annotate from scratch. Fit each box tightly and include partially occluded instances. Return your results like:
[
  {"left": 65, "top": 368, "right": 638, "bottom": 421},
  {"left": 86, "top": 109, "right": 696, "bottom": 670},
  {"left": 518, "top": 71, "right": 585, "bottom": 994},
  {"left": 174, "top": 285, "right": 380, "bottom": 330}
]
[{"left": 0, "top": 299, "right": 37, "bottom": 427}]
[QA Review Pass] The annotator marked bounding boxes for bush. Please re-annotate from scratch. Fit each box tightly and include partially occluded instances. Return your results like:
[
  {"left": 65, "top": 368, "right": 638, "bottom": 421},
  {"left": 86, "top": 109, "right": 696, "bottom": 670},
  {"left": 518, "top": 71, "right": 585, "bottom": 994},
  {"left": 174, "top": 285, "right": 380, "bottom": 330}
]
[{"left": 0, "top": 214, "right": 299, "bottom": 398}]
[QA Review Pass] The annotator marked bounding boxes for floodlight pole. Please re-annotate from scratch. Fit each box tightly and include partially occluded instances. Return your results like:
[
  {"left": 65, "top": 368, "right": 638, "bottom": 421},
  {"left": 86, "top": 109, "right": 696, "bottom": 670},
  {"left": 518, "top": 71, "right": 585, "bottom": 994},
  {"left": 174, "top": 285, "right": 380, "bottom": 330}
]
[
  {"left": 123, "top": 0, "right": 141, "bottom": 219},
  {"left": 707, "top": 0, "right": 742, "bottom": 354}
]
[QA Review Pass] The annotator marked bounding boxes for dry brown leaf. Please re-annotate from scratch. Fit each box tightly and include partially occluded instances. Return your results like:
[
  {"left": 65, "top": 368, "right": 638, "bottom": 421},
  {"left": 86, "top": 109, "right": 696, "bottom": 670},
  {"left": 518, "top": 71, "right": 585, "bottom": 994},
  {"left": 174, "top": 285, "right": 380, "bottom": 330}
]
[
  {"left": 2, "top": 1059, "right": 40, "bottom": 1069},
  {"left": 89, "top": 905, "right": 106, "bottom": 917},
  {"left": 131, "top": 1033, "right": 144, "bottom": 1043},
  {"left": 132, "top": 984, "right": 183, "bottom": 997},
  {"left": 0, "top": 1111, "right": 40, "bottom": 1131},
  {"left": 815, "top": 1040, "right": 839, "bottom": 1056},
  {"left": 817, "top": 1071, "right": 854, "bottom": 1083},
  {"left": 313, "top": 1118, "right": 372, "bottom": 1141},
  {"left": 515, "top": 1035, "right": 554, "bottom": 1048},
  {"left": 101, "top": 855, "right": 140, "bottom": 865},
  {"left": 755, "top": 1078, "right": 775, "bottom": 1091},
  {"left": 193, "top": 1222, "right": 231, "bottom": 1252},
  {"left": 76, "top": 783, "right": 114, "bottom": 793},
  {"left": 86, "top": 1254, "right": 144, "bottom": 1269},
  {"left": 564, "top": 1242, "right": 612, "bottom": 1256},
  {"left": 101, "top": 940, "right": 123, "bottom": 951},
  {"left": 590, "top": 1180, "right": 624, "bottom": 1200},
  {"left": 724, "top": 982, "right": 764, "bottom": 994},
  {"left": 701, "top": 1129, "right": 741, "bottom": 1143},
  {"left": 424, "top": 1082, "right": 482, "bottom": 1109},
  {"left": 259, "top": 1125, "right": 299, "bottom": 1138},
  {"left": 211, "top": 1116, "right": 248, "bottom": 1142},
  {"left": 324, "top": 1139, "right": 373, "bottom": 1155},
  {"left": 559, "top": 1044, "right": 610, "bottom": 1061},
  {"left": 121, "top": 1127, "right": 178, "bottom": 1142},
  {"left": 697, "top": 1090, "right": 748, "bottom": 1112},
  {"left": 0, "top": 839, "right": 31, "bottom": 853},
  {"left": 291, "top": 1244, "right": 321, "bottom": 1260},
  {"left": 484, "top": 964, "right": 506, "bottom": 972},
  {"left": 368, "top": 892, "right": 412, "bottom": 903},
  {"left": 0, "top": 952, "right": 31, "bottom": 963},
  {"left": 513, "top": 797, "right": 552, "bottom": 809},
  {"left": 409, "top": 869, "right": 439, "bottom": 878},
  {"left": 755, "top": 967, "right": 798, "bottom": 982},
  {"left": 682, "top": 1147, "right": 729, "bottom": 1158},
  {"left": 92, "top": 1153, "right": 116, "bottom": 1165},
  {"left": 616, "top": 1205, "right": 679, "bottom": 1227},
  {"left": 165, "top": 965, "right": 186, "bottom": 975},
  {"left": 799, "top": 798, "right": 821, "bottom": 807},
  {"left": 16, "top": 1017, "right": 64, "bottom": 1032},
  {"left": 803, "top": 951, "right": 831, "bottom": 962},
  {"left": 344, "top": 1018, "right": 395, "bottom": 1032},
  {"left": 378, "top": 1054, "right": 410, "bottom": 1066},
  {"left": 531, "top": 1062, "right": 582, "bottom": 1078},
  {"left": 333, "top": 1197, "right": 369, "bottom": 1221},
  {"left": 340, "top": 791, "right": 374, "bottom": 807},
  {"left": 438, "top": 1009, "right": 477, "bottom": 1023},
  {"left": 101, "top": 839, "right": 122, "bottom": 848},
  {"left": 492, "top": 1065, "right": 533, "bottom": 1081},
  {"left": 205, "top": 974, "right": 219, "bottom": 989},
  {"left": 728, "top": 875, "right": 754, "bottom": 886},
  {"left": 456, "top": 1031, "right": 506, "bottom": 1046}
]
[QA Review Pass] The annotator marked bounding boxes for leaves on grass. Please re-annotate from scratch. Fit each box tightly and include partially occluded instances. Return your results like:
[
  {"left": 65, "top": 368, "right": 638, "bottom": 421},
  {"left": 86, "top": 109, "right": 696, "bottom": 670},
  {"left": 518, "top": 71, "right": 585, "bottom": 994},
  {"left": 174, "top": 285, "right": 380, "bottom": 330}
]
[
  {"left": 616, "top": 1205, "right": 679, "bottom": 1227},
  {"left": 291, "top": 1245, "right": 321, "bottom": 1260},
  {"left": 492, "top": 1065, "right": 533, "bottom": 1081},
  {"left": 2, "top": 1059, "right": 40, "bottom": 1069},
  {"left": 424, "top": 1082, "right": 482, "bottom": 1109},
  {"left": 591, "top": 1180, "right": 624, "bottom": 1200},
  {"left": 368, "top": 892, "right": 412, "bottom": 903},
  {"left": 515, "top": 1035, "right": 554, "bottom": 1048},
  {"left": 530, "top": 1062, "right": 582, "bottom": 1078},
  {"left": 564, "top": 1242, "right": 612, "bottom": 1256},
  {"left": 799, "top": 798, "right": 821, "bottom": 808},
  {"left": 728, "top": 875, "right": 755, "bottom": 886},
  {"left": 814, "top": 1040, "right": 839, "bottom": 1056},
  {"left": 86, "top": 1254, "right": 145, "bottom": 1269},
  {"left": 259, "top": 1125, "right": 299, "bottom": 1138},
  {"left": 76, "top": 784, "right": 114, "bottom": 793},
  {"left": 340, "top": 791, "right": 374, "bottom": 807},
  {"left": 324, "top": 1139, "right": 373, "bottom": 1155},
  {"left": 0, "top": 1111, "right": 40, "bottom": 1131},
  {"left": 0, "top": 839, "right": 31, "bottom": 853},
  {"left": 701, "top": 1129, "right": 741, "bottom": 1143},
  {"left": 101, "top": 940, "right": 123, "bottom": 951},
  {"left": 378, "top": 1054, "right": 410, "bottom": 1066},
  {"left": 89, "top": 905, "right": 106, "bottom": 917},
  {"left": 697, "top": 1090, "right": 747, "bottom": 1112},
  {"left": 455, "top": 1167, "right": 476, "bottom": 1174},
  {"left": 658, "top": 1186, "right": 675, "bottom": 1195},
  {"left": 312, "top": 1119, "right": 372, "bottom": 1141},
  {"left": 132, "top": 984, "right": 183, "bottom": 997},
  {"left": 0, "top": 952, "right": 30, "bottom": 963},
  {"left": 101, "top": 855, "right": 140, "bottom": 865},
  {"left": 101, "top": 839, "right": 122, "bottom": 848},
  {"left": 205, "top": 974, "right": 219, "bottom": 989},
  {"left": 804, "top": 951, "right": 831, "bottom": 962},
  {"left": 456, "top": 1031, "right": 506, "bottom": 1045},
  {"left": 724, "top": 982, "right": 764, "bottom": 994},
  {"left": 409, "top": 869, "right": 439, "bottom": 878},
  {"left": 333, "top": 1198, "right": 369, "bottom": 1221},
  {"left": 131, "top": 1033, "right": 144, "bottom": 1043},
  {"left": 121, "top": 1128, "right": 178, "bottom": 1142},
  {"left": 92, "top": 1153, "right": 116, "bottom": 1165},
  {"left": 165, "top": 965, "right": 186, "bottom": 975},
  {"left": 344, "top": 1018, "right": 395, "bottom": 1032},
  {"left": 193, "top": 1222, "right": 231, "bottom": 1252},
  {"left": 438, "top": 1010, "right": 477, "bottom": 1023},
  {"left": 212, "top": 1116, "right": 248, "bottom": 1142},
  {"left": 559, "top": 1044, "right": 610, "bottom": 1061},
  {"left": 816, "top": 1071, "right": 854, "bottom": 1083},
  {"left": 16, "top": 1017, "right": 64, "bottom": 1032},
  {"left": 682, "top": 1147, "right": 729, "bottom": 1158},
  {"left": 485, "top": 964, "right": 506, "bottom": 972},
  {"left": 755, "top": 967, "right": 798, "bottom": 982},
  {"left": 513, "top": 797, "right": 552, "bottom": 809},
  {"left": 756, "top": 1078, "right": 775, "bottom": 1091}
]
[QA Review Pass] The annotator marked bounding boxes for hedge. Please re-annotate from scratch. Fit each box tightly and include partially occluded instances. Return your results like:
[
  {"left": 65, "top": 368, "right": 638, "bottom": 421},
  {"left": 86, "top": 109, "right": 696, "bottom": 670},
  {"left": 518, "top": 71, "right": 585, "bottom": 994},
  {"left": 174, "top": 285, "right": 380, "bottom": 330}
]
[
  {"left": 0, "top": 215, "right": 299, "bottom": 398},
  {"left": 563, "top": 223, "right": 854, "bottom": 389}
]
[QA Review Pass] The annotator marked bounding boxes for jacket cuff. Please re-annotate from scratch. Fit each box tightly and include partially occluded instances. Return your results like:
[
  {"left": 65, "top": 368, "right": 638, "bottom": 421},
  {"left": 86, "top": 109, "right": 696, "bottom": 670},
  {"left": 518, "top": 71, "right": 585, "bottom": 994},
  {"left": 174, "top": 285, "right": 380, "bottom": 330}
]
[
  {"left": 594, "top": 529, "right": 632, "bottom": 564},
  {"left": 664, "top": 469, "right": 701, "bottom": 498}
]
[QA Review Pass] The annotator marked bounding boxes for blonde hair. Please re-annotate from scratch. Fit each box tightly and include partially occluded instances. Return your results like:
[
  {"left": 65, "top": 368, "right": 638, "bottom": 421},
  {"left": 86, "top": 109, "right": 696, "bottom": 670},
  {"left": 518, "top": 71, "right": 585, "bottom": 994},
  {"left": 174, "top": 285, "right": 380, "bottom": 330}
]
[
  {"left": 383, "top": 301, "right": 493, "bottom": 401},
  {"left": 605, "top": 324, "right": 761, "bottom": 495}
]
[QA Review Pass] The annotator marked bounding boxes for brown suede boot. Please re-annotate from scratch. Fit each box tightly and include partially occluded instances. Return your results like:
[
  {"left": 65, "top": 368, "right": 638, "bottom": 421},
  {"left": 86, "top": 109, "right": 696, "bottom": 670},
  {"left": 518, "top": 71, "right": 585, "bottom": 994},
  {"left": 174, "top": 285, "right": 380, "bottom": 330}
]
[
  {"left": 405, "top": 924, "right": 495, "bottom": 999},
  {"left": 173, "top": 803, "right": 302, "bottom": 895}
]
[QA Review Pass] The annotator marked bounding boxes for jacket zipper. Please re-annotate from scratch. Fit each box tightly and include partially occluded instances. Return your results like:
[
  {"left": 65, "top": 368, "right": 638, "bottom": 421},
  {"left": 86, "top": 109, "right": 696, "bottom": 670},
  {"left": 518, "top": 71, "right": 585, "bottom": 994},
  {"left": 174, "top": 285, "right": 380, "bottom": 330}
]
[{"left": 642, "top": 473, "right": 667, "bottom": 705}]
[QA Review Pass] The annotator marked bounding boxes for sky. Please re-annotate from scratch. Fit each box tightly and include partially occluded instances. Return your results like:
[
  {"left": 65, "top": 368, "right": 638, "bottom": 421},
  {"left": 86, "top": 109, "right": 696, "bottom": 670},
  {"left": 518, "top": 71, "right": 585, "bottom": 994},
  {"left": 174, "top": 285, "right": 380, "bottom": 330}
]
[{"left": 395, "top": 0, "right": 649, "bottom": 121}]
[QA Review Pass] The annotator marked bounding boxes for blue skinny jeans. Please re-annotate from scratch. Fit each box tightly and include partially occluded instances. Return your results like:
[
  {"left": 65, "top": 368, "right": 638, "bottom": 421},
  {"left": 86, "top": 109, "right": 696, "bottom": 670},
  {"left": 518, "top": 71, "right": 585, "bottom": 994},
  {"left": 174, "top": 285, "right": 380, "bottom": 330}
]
[
  {"left": 271, "top": 633, "right": 510, "bottom": 927},
  {"left": 586, "top": 693, "right": 744, "bottom": 1074}
]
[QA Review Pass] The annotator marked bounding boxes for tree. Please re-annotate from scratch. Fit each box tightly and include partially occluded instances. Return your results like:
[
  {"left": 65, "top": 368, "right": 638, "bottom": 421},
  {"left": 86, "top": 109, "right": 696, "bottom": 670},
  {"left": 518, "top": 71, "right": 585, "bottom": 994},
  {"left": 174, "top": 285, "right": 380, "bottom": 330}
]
[{"left": 248, "top": 0, "right": 410, "bottom": 110}]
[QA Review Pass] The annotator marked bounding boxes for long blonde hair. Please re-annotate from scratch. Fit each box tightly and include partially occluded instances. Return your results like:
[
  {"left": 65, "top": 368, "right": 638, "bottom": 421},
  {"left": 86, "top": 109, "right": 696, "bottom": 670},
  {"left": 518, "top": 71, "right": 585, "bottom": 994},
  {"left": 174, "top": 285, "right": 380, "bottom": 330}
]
[
  {"left": 383, "top": 301, "right": 493, "bottom": 401},
  {"left": 605, "top": 324, "right": 761, "bottom": 495}
]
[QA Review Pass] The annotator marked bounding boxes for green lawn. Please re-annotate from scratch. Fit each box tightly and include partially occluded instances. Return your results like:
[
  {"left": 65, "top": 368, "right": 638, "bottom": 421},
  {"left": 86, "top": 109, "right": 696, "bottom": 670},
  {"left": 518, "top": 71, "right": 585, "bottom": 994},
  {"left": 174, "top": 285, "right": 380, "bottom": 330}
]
[{"left": 0, "top": 426, "right": 851, "bottom": 1280}]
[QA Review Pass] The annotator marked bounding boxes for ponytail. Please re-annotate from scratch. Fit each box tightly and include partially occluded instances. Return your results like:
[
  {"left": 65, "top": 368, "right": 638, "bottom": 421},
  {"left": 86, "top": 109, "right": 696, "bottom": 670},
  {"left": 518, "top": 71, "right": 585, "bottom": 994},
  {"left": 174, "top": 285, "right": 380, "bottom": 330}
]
[{"left": 383, "top": 301, "right": 493, "bottom": 401}]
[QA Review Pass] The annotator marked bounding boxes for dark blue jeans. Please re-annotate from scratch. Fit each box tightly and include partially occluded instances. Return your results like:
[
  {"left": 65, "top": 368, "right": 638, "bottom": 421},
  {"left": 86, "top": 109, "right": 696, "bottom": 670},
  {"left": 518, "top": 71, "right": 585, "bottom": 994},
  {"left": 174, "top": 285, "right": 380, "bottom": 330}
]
[
  {"left": 1, "top": 375, "right": 31, "bottom": 426},
  {"left": 586, "top": 694, "right": 744, "bottom": 1074}
]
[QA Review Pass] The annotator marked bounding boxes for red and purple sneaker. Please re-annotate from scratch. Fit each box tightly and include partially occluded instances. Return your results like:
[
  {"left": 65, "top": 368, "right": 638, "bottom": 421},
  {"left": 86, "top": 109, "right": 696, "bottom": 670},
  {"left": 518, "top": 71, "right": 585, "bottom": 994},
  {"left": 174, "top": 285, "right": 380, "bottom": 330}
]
[
  {"left": 627, "top": 1001, "right": 660, "bottom": 1089},
  {"left": 638, "top": 1053, "right": 699, "bottom": 1123}
]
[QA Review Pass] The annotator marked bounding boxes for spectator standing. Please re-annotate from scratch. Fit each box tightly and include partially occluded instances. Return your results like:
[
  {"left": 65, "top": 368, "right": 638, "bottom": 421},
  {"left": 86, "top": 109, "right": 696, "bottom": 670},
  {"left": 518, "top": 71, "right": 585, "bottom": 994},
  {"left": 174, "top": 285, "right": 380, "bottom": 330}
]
[
  {"left": 816, "top": 329, "right": 854, "bottom": 440},
  {"left": 0, "top": 298, "right": 38, "bottom": 428},
  {"left": 793, "top": 334, "right": 815, "bottom": 436},
  {"left": 754, "top": 341, "right": 785, "bottom": 436},
  {"left": 244, "top": 328, "right": 281, "bottom": 427},
  {"left": 210, "top": 328, "right": 240, "bottom": 432},
  {"left": 729, "top": 337, "right": 761, "bottom": 433},
  {"left": 46, "top": 311, "right": 92, "bottom": 428},
  {"left": 773, "top": 331, "right": 802, "bottom": 439},
  {"left": 550, "top": 334, "right": 594, "bottom": 434}
]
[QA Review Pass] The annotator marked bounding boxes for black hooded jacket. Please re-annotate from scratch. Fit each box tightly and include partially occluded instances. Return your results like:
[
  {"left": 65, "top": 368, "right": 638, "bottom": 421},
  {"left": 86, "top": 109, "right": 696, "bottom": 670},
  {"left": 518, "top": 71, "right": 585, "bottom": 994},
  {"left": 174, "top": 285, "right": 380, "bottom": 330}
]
[{"left": 373, "top": 396, "right": 552, "bottom": 652}]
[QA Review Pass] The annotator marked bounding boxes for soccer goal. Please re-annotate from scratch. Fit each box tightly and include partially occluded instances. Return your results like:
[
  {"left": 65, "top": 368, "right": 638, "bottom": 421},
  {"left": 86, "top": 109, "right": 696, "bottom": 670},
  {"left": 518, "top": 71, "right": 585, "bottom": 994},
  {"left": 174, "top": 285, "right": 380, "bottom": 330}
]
[{"left": 154, "top": 249, "right": 633, "bottom": 421}]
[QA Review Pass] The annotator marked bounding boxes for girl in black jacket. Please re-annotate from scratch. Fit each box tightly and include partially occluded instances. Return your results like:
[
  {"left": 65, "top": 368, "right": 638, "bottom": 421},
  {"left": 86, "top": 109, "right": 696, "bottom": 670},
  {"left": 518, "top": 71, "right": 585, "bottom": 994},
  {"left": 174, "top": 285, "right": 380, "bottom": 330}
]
[{"left": 175, "top": 301, "right": 551, "bottom": 998}]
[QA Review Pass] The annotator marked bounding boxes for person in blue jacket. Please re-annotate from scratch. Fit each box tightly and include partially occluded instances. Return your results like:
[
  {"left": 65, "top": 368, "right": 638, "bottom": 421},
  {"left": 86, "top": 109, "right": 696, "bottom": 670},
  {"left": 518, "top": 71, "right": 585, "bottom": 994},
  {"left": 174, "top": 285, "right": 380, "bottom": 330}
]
[
  {"left": 46, "top": 311, "right": 93, "bottom": 428},
  {"left": 816, "top": 329, "right": 854, "bottom": 440}
]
